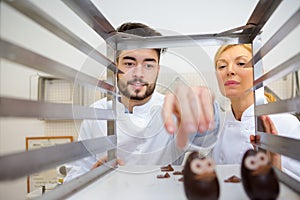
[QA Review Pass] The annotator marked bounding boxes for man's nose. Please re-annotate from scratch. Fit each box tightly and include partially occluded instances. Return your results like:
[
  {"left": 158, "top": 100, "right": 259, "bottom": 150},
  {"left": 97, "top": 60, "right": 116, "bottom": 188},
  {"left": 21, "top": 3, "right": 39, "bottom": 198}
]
[{"left": 132, "top": 64, "right": 145, "bottom": 77}]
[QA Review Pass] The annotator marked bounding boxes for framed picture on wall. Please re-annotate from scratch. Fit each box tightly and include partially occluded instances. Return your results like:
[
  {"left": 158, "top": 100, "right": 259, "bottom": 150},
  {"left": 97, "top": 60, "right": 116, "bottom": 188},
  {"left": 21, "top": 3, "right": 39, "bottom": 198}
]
[{"left": 26, "top": 136, "right": 73, "bottom": 193}]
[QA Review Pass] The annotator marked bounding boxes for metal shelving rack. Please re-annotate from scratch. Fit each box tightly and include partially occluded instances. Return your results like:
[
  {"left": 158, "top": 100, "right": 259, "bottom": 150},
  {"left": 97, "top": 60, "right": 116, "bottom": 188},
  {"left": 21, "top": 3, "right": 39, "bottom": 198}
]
[{"left": 0, "top": 0, "right": 299, "bottom": 199}]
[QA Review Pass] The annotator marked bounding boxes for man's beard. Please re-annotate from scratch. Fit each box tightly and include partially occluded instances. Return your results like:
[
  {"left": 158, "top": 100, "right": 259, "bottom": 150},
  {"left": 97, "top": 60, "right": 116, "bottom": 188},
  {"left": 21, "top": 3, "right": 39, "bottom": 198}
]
[{"left": 117, "top": 77, "right": 157, "bottom": 100}]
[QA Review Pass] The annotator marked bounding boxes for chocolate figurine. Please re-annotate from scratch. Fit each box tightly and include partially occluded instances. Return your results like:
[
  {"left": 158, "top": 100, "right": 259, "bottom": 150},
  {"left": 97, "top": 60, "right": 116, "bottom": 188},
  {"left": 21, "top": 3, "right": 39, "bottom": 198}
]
[
  {"left": 183, "top": 151, "right": 220, "bottom": 200},
  {"left": 241, "top": 149, "right": 279, "bottom": 200}
]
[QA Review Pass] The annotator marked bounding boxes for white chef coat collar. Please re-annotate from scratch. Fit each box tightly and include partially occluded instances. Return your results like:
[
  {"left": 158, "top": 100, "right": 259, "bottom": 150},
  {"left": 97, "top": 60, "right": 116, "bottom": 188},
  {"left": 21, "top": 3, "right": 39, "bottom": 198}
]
[
  {"left": 132, "top": 91, "right": 162, "bottom": 114},
  {"left": 118, "top": 91, "right": 162, "bottom": 115},
  {"left": 227, "top": 104, "right": 254, "bottom": 122}
]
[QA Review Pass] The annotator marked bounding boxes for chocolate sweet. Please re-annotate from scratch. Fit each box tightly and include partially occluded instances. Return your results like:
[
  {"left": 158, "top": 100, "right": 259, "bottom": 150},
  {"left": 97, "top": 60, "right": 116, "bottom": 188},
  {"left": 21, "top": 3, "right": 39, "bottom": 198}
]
[
  {"left": 173, "top": 171, "right": 183, "bottom": 175},
  {"left": 183, "top": 151, "right": 220, "bottom": 200},
  {"left": 156, "top": 172, "right": 170, "bottom": 179},
  {"left": 160, "top": 164, "right": 174, "bottom": 172},
  {"left": 224, "top": 175, "right": 241, "bottom": 183},
  {"left": 241, "top": 149, "right": 279, "bottom": 200}
]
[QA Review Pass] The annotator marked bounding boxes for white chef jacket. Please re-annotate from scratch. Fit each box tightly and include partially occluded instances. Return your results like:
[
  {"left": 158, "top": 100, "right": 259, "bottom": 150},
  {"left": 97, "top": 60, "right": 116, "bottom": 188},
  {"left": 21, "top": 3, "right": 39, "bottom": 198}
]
[
  {"left": 212, "top": 103, "right": 300, "bottom": 181},
  {"left": 65, "top": 91, "right": 220, "bottom": 181}
]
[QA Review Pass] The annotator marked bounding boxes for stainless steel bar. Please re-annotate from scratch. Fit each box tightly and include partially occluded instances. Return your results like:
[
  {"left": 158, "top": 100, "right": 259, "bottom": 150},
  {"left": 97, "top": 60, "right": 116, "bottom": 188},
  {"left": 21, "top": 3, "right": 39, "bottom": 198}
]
[
  {"left": 274, "top": 167, "right": 300, "bottom": 195},
  {"left": 253, "top": 7, "right": 300, "bottom": 65},
  {"left": 217, "top": 24, "right": 256, "bottom": 36},
  {"left": 255, "top": 131, "right": 300, "bottom": 161},
  {"left": 0, "top": 39, "right": 114, "bottom": 93},
  {"left": 243, "top": 0, "right": 282, "bottom": 41},
  {"left": 3, "top": 0, "right": 118, "bottom": 73},
  {"left": 255, "top": 96, "right": 300, "bottom": 115},
  {"left": 253, "top": 35, "right": 265, "bottom": 134},
  {"left": 253, "top": 52, "right": 300, "bottom": 90},
  {"left": 0, "top": 97, "right": 115, "bottom": 120},
  {"left": 116, "top": 33, "right": 252, "bottom": 50},
  {"left": 0, "top": 135, "right": 117, "bottom": 180},
  {"left": 255, "top": 133, "right": 300, "bottom": 193},
  {"left": 38, "top": 160, "right": 116, "bottom": 200},
  {"left": 62, "top": 0, "right": 116, "bottom": 40},
  {"left": 106, "top": 38, "right": 118, "bottom": 162}
]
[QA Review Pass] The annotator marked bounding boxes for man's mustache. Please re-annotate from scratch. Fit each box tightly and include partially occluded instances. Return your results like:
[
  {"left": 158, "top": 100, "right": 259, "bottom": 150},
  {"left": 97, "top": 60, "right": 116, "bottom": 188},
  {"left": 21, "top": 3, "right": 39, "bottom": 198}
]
[{"left": 127, "top": 78, "right": 149, "bottom": 86}]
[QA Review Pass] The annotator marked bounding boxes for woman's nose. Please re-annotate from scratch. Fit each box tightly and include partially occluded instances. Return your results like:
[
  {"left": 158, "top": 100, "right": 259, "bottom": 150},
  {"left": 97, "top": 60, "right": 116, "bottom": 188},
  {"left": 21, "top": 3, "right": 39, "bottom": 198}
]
[{"left": 226, "top": 65, "right": 236, "bottom": 76}]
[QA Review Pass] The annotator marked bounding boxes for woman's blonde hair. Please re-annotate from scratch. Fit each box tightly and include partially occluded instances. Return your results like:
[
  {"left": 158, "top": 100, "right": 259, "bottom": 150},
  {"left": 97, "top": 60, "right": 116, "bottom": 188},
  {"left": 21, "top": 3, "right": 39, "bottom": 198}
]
[
  {"left": 214, "top": 44, "right": 276, "bottom": 102},
  {"left": 214, "top": 44, "right": 252, "bottom": 68}
]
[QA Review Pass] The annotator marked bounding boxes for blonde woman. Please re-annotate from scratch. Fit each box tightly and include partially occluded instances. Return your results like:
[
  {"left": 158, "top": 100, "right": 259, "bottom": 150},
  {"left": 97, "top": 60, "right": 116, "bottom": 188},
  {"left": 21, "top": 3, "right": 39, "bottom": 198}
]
[{"left": 211, "top": 44, "right": 300, "bottom": 180}]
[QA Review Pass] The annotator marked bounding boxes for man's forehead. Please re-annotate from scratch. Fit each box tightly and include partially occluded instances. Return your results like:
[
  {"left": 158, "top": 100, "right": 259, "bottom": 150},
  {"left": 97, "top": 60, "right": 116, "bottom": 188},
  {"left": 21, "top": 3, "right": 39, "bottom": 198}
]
[{"left": 119, "top": 49, "right": 158, "bottom": 61}]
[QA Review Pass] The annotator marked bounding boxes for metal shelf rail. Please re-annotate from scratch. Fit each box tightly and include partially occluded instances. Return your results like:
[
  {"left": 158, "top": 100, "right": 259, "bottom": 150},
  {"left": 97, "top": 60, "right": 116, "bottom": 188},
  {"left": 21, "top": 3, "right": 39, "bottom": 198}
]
[{"left": 0, "top": 0, "right": 299, "bottom": 199}]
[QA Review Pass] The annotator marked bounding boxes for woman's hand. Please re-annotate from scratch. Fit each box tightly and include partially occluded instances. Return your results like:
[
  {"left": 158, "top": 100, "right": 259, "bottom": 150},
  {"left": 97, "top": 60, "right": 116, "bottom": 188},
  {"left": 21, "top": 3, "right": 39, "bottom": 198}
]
[{"left": 250, "top": 115, "right": 281, "bottom": 169}]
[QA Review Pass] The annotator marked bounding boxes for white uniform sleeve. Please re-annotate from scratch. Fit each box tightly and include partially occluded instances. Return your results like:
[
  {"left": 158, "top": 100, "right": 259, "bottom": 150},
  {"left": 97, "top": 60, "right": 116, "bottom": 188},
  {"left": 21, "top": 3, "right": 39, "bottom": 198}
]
[
  {"left": 64, "top": 117, "right": 107, "bottom": 182},
  {"left": 63, "top": 120, "right": 98, "bottom": 182},
  {"left": 271, "top": 114, "right": 300, "bottom": 181},
  {"left": 282, "top": 157, "right": 300, "bottom": 182},
  {"left": 64, "top": 156, "right": 97, "bottom": 182}
]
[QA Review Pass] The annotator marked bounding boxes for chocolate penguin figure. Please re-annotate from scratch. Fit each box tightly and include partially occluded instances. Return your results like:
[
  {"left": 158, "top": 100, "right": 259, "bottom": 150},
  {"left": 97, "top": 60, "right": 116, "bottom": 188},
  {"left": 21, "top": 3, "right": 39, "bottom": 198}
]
[
  {"left": 183, "top": 151, "right": 220, "bottom": 200},
  {"left": 241, "top": 149, "right": 279, "bottom": 200}
]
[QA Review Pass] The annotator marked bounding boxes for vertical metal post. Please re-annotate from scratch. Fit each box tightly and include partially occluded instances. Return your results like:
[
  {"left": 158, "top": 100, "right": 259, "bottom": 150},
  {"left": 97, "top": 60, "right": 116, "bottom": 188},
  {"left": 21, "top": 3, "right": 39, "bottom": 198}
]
[
  {"left": 106, "top": 41, "right": 117, "bottom": 161},
  {"left": 252, "top": 35, "right": 265, "bottom": 138}
]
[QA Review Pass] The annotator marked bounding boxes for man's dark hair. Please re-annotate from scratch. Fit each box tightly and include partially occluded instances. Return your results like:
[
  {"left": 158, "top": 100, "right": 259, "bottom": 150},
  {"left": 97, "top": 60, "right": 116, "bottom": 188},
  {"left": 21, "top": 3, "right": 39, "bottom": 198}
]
[{"left": 116, "top": 22, "right": 166, "bottom": 61}]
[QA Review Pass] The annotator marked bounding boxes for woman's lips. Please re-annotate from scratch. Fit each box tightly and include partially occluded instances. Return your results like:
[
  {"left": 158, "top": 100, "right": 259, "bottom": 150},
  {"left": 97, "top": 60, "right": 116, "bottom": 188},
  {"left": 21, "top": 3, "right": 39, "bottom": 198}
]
[{"left": 224, "top": 80, "right": 239, "bottom": 86}]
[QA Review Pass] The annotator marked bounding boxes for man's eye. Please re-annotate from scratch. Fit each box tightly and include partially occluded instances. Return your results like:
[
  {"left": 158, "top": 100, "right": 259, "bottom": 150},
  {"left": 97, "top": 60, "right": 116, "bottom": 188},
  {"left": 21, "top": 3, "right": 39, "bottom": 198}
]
[
  {"left": 124, "top": 62, "right": 135, "bottom": 67},
  {"left": 145, "top": 64, "right": 154, "bottom": 68}
]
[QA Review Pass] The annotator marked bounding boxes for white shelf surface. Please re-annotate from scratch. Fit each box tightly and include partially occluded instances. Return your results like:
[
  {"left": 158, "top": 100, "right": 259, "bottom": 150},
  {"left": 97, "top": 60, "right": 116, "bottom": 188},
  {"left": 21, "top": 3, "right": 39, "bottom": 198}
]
[{"left": 67, "top": 165, "right": 300, "bottom": 200}]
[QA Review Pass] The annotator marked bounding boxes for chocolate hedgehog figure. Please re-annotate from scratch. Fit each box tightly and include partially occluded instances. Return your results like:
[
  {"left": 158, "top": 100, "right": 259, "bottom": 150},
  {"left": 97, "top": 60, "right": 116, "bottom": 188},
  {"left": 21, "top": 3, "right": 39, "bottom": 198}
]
[
  {"left": 241, "top": 149, "right": 279, "bottom": 200},
  {"left": 183, "top": 151, "right": 220, "bottom": 200}
]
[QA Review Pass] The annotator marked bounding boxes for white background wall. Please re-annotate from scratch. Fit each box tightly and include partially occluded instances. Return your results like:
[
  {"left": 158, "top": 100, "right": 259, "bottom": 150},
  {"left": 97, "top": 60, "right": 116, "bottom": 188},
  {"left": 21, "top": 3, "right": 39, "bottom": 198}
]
[{"left": 1, "top": 0, "right": 300, "bottom": 199}]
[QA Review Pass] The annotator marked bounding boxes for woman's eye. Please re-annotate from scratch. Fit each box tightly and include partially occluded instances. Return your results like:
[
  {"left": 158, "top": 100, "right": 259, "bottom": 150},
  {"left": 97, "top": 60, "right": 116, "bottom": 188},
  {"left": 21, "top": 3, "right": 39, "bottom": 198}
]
[
  {"left": 237, "top": 62, "right": 246, "bottom": 67},
  {"left": 217, "top": 65, "right": 226, "bottom": 69}
]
